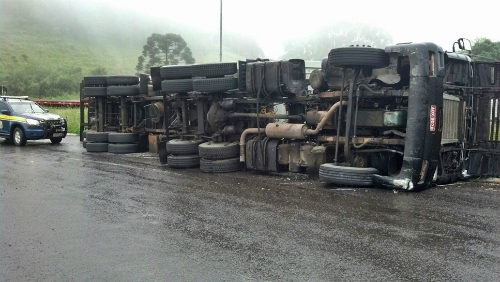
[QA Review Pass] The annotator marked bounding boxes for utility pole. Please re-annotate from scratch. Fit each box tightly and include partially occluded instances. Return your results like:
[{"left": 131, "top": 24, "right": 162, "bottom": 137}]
[{"left": 219, "top": 0, "right": 222, "bottom": 62}]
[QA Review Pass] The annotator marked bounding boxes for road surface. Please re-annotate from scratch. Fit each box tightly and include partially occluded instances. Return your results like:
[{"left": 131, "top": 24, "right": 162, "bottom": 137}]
[{"left": 1, "top": 135, "right": 499, "bottom": 281}]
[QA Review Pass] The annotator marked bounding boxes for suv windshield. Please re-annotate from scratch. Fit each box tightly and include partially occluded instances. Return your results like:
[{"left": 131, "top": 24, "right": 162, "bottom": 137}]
[{"left": 10, "top": 102, "right": 46, "bottom": 114}]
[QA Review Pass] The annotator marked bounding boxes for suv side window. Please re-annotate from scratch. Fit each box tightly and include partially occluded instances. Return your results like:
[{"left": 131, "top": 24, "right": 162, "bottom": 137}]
[{"left": 0, "top": 101, "right": 9, "bottom": 112}]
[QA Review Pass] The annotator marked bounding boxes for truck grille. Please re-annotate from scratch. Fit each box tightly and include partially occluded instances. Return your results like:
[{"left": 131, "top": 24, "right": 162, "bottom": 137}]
[
  {"left": 490, "top": 98, "right": 500, "bottom": 141},
  {"left": 442, "top": 94, "right": 465, "bottom": 144}
]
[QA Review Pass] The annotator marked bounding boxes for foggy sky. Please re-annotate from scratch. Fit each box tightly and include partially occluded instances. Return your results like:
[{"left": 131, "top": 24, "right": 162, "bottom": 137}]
[{"left": 47, "top": 0, "right": 500, "bottom": 58}]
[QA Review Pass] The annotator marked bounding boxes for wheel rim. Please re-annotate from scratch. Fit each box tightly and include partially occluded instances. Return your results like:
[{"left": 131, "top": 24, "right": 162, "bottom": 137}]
[{"left": 14, "top": 130, "right": 21, "bottom": 144}]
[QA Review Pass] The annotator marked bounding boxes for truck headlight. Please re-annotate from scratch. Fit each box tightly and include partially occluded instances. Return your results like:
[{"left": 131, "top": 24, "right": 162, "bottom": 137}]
[
  {"left": 26, "top": 118, "right": 40, "bottom": 126},
  {"left": 60, "top": 118, "right": 66, "bottom": 124}
]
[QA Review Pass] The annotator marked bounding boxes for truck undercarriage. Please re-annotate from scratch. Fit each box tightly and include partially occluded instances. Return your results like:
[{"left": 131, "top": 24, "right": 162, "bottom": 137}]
[{"left": 80, "top": 39, "right": 500, "bottom": 191}]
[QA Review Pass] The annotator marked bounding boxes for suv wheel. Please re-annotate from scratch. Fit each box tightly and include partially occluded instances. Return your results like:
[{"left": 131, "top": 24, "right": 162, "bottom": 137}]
[
  {"left": 50, "top": 137, "right": 63, "bottom": 144},
  {"left": 13, "top": 127, "right": 27, "bottom": 146}
]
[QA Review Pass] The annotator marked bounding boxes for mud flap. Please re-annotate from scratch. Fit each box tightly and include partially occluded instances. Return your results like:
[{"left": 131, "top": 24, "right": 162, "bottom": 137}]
[{"left": 158, "top": 138, "right": 168, "bottom": 165}]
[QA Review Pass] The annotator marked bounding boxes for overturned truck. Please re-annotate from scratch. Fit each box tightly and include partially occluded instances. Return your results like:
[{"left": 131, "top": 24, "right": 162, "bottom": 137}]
[{"left": 80, "top": 39, "right": 500, "bottom": 191}]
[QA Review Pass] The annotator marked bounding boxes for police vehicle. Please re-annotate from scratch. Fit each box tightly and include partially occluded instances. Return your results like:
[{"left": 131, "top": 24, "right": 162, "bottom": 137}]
[{"left": 0, "top": 96, "right": 67, "bottom": 146}]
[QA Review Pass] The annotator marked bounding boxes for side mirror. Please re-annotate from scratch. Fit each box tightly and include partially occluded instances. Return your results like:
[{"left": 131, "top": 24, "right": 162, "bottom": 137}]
[
  {"left": 44, "top": 109, "right": 50, "bottom": 113},
  {"left": 458, "top": 39, "right": 465, "bottom": 50},
  {"left": 1, "top": 109, "right": 10, "bottom": 115}
]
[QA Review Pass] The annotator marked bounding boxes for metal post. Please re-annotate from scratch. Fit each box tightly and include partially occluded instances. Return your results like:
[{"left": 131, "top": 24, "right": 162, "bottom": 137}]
[
  {"left": 79, "top": 82, "right": 84, "bottom": 141},
  {"left": 98, "top": 97, "right": 104, "bottom": 132},
  {"left": 219, "top": 0, "right": 222, "bottom": 62},
  {"left": 181, "top": 98, "right": 188, "bottom": 134},
  {"left": 197, "top": 98, "right": 206, "bottom": 135},
  {"left": 120, "top": 97, "right": 127, "bottom": 132}
]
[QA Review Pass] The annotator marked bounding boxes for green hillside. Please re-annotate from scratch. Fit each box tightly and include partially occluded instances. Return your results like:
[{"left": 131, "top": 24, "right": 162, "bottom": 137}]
[
  {"left": 1, "top": 17, "right": 140, "bottom": 76},
  {"left": 0, "top": 0, "right": 263, "bottom": 99}
]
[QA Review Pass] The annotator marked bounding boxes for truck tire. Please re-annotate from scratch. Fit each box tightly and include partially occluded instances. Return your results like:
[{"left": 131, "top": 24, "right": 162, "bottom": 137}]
[
  {"left": 192, "top": 77, "right": 238, "bottom": 93},
  {"left": 328, "top": 47, "right": 389, "bottom": 69},
  {"left": 166, "top": 139, "right": 203, "bottom": 155},
  {"left": 86, "top": 132, "right": 109, "bottom": 142},
  {"left": 160, "top": 65, "right": 192, "bottom": 79},
  {"left": 161, "top": 79, "right": 193, "bottom": 93},
  {"left": 106, "top": 75, "right": 139, "bottom": 86},
  {"left": 107, "top": 85, "right": 140, "bottom": 96},
  {"left": 200, "top": 157, "right": 241, "bottom": 173},
  {"left": 319, "top": 164, "right": 378, "bottom": 186},
  {"left": 108, "top": 143, "right": 139, "bottom": 154},
  {"left": 82, "top": 130, "right": 95, "bottom": 139},
  {"left": 191, "top": 62, "right": 238, "bottom": 78},
  {"left": 13, "top": 127, "right": 27, "bottom": 146},
  {"left": 83, "top": 140, "right": 88, "bottom": 148},
  {"left": 108, "top": 132, "right": 139, "bottom": 143},
  {"left": 167, "top": 155, "right": 200, "bottom": 168},
  {"left": 84, "top": 87, "right": 107, "bottom": 97},
  {"left": 84, "top": 76, "right": 107, "bottom": 86},
  {"left": 86, "top": 142, "right": 109, "bottom": 152},
  {"left": 198, "top": 141, "right": 239, "bottom": 159}
]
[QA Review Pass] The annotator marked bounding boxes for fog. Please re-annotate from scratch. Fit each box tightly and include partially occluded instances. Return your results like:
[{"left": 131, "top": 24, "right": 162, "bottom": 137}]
[
  {"left": 5, "top": 0, "right": 499, "bottom": 59},
  {"left": 94, "top": 0, "right": 499, "bottom": 58}
]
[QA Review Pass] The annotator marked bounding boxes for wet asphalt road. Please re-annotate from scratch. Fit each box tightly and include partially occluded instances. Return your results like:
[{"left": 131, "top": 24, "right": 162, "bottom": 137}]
[{"left": 0, "top": 135, "right": 499, "bottom": 282}]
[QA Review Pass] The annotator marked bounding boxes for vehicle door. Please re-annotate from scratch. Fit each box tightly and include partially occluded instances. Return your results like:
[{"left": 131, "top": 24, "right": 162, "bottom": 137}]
[{"left": 0, "top": 101, "right": 11, "bottom": 136}]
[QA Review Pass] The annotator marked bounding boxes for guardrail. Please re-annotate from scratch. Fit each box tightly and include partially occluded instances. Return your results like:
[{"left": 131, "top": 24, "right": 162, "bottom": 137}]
[{"left": 34, "top": 100, "right": 88, "bottom": 107}]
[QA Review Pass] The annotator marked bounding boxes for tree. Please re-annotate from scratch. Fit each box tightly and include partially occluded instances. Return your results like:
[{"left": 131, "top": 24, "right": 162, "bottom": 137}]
[
  {"left": 282, "top": 22, "right": 393, "bottom": 60},
  {"left": 471, "top": 38, "right": 500, "bottom": 62},
  {"left": 136, "top": 33, "right": 195, "bottom": 74}
]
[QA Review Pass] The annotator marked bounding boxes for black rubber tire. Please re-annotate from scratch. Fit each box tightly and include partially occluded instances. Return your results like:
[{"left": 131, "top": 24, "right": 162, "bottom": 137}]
[
  {"left": 13, "top": 127, "right": 27, "bottom": 146},
  {"left": 319, "top": 164, "right": 379, "bottom": 186},
  {"left": 106, "top": 75, "right": 139, "bottom": 86},
  {"left": 86, "top": 142, "right": 109, "bottom": 152},
  {"left": 166, "top": 139, "right": 203, "bottom": 155},
  {"left": 84, "top": 87, "right": 107, "bottom": 97},
  {"left": 167, "top": 155, "right": 200, "bottom": 168},
  {"left": 328, "top": 47, "right": 389, "bottom": 69},
  {"left": 108, "top": 143, "right": 139, "bottom": 154},
  {"left": 161, "top": 79, "right": 193, "bottom": 93},
  {"left": 84, "top": 76, "right": 107, "bottom": 86},
  {"left": 50, "top": 137, "right": 63, "bottom": 144},
  {"left": 160, "top": 65, "right": 192, "bottom": 79},
  {"left": 82, "top": 130, "right": 95, "bottom": 139},
  {"left": 86, "top": 132, "right": 109, "bottom": 142},
  {"left": 108, "top": 132, "right": 139, "bottom": 143},
  {"left": 198, "top": 141, "right": 239, "bottom": 159},
  {"left": 191, "top": 62, "right": 238, "bottom": 78},
  {"left": 83, "top": 140, "right": 88, "bottom": 148},
  {"left": 192, "top": 77, "right": 238, "bottom": 93},
  {"left": 107, "top": 85, "right": 140, "bottom": 96},
  {"left": 200, "top": 157, "right": 241, "bottom": 173}
]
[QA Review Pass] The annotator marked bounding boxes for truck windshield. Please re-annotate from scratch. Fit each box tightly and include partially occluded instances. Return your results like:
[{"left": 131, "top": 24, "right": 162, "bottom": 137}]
[{"left": 10, "top": 102, "right": 46, "bottom": 114}]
